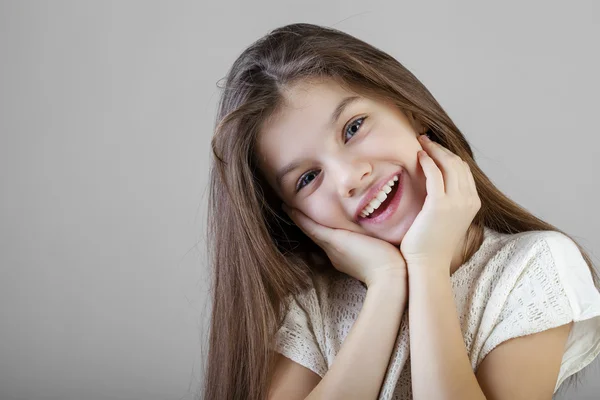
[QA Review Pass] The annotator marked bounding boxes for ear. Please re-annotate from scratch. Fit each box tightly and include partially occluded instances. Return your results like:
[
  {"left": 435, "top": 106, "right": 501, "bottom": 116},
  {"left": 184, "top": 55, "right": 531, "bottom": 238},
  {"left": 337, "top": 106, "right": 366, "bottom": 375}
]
[{"left": 406, "top": 110, "right": 427, "bottom": 136}]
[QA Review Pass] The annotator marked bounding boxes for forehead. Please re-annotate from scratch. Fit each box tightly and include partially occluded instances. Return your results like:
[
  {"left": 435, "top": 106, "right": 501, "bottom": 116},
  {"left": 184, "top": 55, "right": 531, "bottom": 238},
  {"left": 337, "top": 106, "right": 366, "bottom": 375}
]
[
  {"left": 257, "top": 79, "right": 357, "bottom": 163},
  {"left": 267, "top": 79, "right": 355, "bottom": 131},
  {"left": 282, "top": 78, "right": 355, "bottom": 110}
]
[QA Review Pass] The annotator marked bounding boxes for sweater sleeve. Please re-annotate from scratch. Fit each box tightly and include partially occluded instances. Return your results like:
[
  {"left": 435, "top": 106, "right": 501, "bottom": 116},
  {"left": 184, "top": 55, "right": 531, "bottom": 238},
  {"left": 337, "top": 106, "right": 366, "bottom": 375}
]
[
  {"left": 272, "top": 287, "right": 328, "bottom": 378},
  {"left": 478, "top": 232, "right": 600, "bottom": 393}
]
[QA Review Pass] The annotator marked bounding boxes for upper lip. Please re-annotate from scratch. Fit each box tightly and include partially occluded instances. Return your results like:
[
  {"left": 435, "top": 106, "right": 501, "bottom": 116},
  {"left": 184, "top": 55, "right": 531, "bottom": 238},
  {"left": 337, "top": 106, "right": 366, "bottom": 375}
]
[{"left": 355, "top": 170, "right": 402, "bottom": 221}]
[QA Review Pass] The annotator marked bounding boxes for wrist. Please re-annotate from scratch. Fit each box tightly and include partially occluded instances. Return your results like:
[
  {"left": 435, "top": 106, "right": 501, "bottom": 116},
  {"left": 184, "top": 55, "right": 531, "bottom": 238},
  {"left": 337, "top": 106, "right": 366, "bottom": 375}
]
[
  {"left": 366, "top": 268, "right": 407, "bottom": 290},
  {"left": 405, "top": 256, "right": 450, "bottom": 272},
  {"left": 406, "top": 263, "right": 451, "bottom": 285}
]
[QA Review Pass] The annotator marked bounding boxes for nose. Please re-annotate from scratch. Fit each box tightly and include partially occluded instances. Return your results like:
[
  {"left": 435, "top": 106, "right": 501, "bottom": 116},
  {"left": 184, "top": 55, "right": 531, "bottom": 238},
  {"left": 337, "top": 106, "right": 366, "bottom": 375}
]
[{"left": 336, "top": 159, "right": 372, "bottom": 198}]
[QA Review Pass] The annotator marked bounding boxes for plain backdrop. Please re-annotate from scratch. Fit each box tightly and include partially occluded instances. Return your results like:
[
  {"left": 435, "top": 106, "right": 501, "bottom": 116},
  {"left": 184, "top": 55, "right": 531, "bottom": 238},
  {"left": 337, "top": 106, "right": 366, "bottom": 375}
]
[{"left": 1, "top": 1, "right": 599, "bottom": 399}]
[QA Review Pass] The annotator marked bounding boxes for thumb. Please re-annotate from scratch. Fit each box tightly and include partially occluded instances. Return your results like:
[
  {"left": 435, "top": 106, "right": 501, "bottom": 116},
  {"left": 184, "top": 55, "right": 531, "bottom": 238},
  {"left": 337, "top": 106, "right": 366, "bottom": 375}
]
[{"left": 283, "top": 205, "right": 331, "bottom": 245}]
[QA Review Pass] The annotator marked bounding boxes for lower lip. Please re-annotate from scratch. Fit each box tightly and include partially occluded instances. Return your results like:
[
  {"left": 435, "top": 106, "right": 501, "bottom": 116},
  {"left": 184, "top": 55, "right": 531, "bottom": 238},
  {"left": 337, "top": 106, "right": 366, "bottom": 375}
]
[{"left": 358, "top": 171, "right": 404, "bottom": 224}]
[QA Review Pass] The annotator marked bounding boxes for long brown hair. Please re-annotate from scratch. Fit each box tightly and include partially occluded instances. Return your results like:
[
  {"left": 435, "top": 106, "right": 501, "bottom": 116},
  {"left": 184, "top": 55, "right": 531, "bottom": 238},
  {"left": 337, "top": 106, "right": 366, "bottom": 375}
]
[{"left": 200, "top": 23, "right": 600, "bottom": 399}]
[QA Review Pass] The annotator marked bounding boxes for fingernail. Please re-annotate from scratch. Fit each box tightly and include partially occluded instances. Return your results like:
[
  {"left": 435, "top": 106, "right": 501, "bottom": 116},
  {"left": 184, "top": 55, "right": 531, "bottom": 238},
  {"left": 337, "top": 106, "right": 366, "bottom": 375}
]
[{"left": 420, "top": 134, "right": 430, "bottom": 142}]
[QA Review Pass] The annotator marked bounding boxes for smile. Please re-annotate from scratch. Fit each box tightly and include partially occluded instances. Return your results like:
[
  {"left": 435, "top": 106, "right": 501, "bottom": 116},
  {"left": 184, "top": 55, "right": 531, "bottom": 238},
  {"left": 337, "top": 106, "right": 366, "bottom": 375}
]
[
  {"left": 359, "top": 175, "right": 399, "bottom": 217},
  {"left": 356, "top": 170, "right": 404, "bottom": 224}
]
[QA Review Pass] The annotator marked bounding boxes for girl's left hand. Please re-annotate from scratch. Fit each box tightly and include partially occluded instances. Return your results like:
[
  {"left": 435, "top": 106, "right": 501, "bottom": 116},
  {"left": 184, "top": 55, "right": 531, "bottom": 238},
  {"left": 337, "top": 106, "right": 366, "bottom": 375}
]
[{"left": 399, "top": 134, "right": 481, "bottom": 271}]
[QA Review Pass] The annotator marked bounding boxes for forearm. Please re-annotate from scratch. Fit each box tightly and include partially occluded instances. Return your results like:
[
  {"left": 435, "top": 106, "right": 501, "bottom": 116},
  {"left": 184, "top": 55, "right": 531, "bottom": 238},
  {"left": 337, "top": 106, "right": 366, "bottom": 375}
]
[
  {"left": 306, "top": 274, "right": 407, "bottom": 400},
  {"left": 407, "top": 265, "right": 486, "bottom": 400}
]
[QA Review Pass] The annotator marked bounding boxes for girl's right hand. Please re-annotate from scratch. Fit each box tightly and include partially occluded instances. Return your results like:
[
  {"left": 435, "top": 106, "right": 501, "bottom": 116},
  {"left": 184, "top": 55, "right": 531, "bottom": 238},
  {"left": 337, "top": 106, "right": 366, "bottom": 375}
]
[{"left": 282, "top": 205, "right": 408, "bottom": 289}]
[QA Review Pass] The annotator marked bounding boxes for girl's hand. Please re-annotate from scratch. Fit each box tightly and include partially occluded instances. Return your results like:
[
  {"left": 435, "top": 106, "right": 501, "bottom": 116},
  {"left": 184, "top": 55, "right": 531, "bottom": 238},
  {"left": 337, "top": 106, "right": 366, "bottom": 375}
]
[
  {"left": 282, "top": 205, "right": 408, "bottom": 288},
  {"left": 399, "top": 134, "right": 481, "bottom": 271}
]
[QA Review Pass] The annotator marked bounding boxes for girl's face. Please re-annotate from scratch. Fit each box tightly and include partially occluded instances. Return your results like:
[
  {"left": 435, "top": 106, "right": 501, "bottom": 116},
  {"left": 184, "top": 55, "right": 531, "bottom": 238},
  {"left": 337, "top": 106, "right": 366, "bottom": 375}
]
[{"left": 256, "top": 78, "right": 428, "bottom": 246}]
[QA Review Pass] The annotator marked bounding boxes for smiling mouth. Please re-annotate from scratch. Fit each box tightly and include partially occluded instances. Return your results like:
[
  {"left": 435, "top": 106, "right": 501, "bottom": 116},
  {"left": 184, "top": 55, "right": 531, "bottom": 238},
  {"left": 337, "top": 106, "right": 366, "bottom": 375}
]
[
  {"left": 362, "top": 181, "right": 399, "bottom": 219},
  {"left": 355, "top": 170, "right": 405, "bottom": 225}
]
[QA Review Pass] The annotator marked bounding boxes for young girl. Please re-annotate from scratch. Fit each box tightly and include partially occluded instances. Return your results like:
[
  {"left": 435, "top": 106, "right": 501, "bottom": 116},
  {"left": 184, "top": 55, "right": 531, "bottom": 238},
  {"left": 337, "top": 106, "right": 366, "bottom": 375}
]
[{"left": 202, "top": 23, "right": 600, "bottom": 400}]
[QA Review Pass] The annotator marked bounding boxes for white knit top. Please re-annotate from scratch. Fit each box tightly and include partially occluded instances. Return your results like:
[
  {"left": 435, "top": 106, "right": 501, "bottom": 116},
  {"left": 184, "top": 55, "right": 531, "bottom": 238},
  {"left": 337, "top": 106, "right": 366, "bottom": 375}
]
[{"left": 272, "top": 227, "right": 600, "bottom": 399}]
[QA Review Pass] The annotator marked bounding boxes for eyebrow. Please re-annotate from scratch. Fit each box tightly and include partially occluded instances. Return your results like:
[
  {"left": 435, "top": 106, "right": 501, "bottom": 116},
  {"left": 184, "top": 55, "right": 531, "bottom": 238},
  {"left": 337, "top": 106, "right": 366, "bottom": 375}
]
[{"left": 275, "top": 95, "right": 361, "bottom": 191}]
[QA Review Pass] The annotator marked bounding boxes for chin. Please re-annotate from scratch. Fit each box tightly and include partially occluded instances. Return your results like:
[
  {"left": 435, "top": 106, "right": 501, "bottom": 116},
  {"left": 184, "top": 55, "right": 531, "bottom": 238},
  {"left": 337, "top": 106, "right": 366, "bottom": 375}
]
[
  {"left": 376, "top": 215, "right": 416, "bottom": 247},
  {"left": 374, "top": 225, "right": 408, "bottom": 247}
]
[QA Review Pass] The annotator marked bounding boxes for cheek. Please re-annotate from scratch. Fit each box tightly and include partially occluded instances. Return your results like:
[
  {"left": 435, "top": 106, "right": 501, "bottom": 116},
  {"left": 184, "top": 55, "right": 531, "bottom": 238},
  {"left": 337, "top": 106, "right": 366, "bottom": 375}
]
[
  {"left": 303, "top": 197, "right": 347, "bottom": 229},
  {"left": 384, "top": 137, "right": 421, "bottom": 169},
  {"left": 367, "top": 129, "right": 418, "bottom": 158}
]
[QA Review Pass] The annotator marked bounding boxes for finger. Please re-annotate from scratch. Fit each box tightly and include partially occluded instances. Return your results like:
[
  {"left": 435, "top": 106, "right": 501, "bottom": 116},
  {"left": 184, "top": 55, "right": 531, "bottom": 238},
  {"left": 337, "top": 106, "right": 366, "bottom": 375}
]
[
  {"left": 419, "top": 133, "right": 455, "bottom": 157},
  {"left": 419, "top": 135, "right": 460, "bottom": 194},
  {"left": 418, "top": 150, "right": 445, "bottom": 196}
]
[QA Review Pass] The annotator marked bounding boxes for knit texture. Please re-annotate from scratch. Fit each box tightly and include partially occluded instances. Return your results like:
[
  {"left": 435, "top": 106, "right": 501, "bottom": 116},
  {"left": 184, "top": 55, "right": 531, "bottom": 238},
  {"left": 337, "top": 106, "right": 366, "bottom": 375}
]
[{"left": 272, "top": 227, "right": 600, "bottom": 399}]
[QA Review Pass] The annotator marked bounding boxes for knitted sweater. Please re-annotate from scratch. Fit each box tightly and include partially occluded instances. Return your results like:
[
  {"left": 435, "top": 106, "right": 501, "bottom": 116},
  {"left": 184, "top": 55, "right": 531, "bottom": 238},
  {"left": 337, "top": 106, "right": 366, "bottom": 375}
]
[{"left": 272, "top": 227, "right": 600, "bottom": 399}]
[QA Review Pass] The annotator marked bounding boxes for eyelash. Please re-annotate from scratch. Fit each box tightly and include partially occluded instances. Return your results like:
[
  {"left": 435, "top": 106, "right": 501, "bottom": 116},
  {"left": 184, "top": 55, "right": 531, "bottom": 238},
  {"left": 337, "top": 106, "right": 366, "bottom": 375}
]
[{"left": 295, "top": 116, "right": 368, "bottom": 192}]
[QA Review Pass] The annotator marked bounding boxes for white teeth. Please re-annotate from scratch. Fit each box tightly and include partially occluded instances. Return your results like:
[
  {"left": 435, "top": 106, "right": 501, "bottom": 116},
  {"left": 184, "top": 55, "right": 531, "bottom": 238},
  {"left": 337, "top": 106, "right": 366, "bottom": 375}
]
[
  {"left": 370, "top": 198, "right": 382, "bottom": 209},
  {"left": 360, "top": 175, "right": 400, "bottom": 218}
]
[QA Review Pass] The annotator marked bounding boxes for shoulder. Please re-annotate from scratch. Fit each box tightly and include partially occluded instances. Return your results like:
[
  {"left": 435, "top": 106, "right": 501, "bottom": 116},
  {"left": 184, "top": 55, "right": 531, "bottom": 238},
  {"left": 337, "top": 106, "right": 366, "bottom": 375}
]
[
  {"left": 480, "top": 229, "right": 589, "bottom": 288},
  {"left": 536, "top": 230, "right": 590, "bottom": 273},
  {"left": 504, "top": 229, "right": 594, "bottom": 294},
  {"left": 475, "top": 229, "right": 600, "bottom": 393},
  {"left": 481, "top": 229, "right": 596, "bottom": 325},
  {"left": 498, "top": 229, "right": 583, "bottom": 262},
  {"left": 280, "top": 270, "right": 348, "bottom": 324},
  {"left": 273, "top": 270, "right": 359, "bottom": 379}
]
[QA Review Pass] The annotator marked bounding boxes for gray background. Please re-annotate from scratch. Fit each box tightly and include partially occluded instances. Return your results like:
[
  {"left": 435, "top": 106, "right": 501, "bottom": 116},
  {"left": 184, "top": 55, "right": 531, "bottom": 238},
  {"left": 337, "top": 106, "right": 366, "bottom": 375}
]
[{"left": 1, "top": 1, "right": 598, "bottom": 399}]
